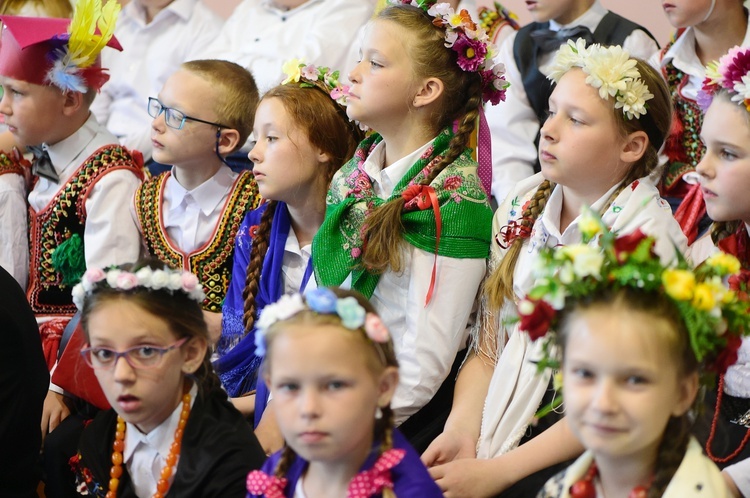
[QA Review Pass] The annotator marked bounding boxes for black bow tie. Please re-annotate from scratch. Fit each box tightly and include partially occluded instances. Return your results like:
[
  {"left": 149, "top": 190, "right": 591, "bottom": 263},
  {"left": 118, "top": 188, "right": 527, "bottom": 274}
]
[
  {"left": 530, "top": 25, "right": 595, "bottom": 52},
  {"left": 30, "top": 146, "right": 59, "bottom": 183}
]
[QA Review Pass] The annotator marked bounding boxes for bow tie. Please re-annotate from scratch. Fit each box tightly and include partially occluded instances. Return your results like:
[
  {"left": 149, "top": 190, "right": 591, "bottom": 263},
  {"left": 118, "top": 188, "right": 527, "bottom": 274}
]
[
  {"left": 30, "top": 146, "right": 59, "bottom": 183},
  {"left": 530, "top": 25, "right": 594, "bottom": 52}
]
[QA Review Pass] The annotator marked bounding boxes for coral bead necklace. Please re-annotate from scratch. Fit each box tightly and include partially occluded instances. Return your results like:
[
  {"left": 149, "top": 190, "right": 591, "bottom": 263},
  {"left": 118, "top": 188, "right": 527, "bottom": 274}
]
[
  {"left": 705, "top": 375, "right": 750, "bottom": 464},
  {"left": 569, "top": 461, "right": 650, "bottom": 498},
  {"left": 105, "top": 393, "right": 191, "bottom": 498}
]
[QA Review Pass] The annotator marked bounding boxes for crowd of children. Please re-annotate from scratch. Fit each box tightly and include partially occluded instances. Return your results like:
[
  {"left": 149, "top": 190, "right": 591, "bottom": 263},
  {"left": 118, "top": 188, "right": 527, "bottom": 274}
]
[{"left": 2, "top": 0, "right": 750, "bottom": 497}]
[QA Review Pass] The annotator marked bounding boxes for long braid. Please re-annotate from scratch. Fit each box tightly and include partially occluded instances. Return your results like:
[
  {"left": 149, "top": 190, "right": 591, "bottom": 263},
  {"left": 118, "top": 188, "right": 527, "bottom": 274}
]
[
  {"left": 486, "top": 180, "right": 554, "bottom": 309},
  {"left": 647, "top": 416, "right": 691, "bottom": 498},
  {"left": 360, "top": 77, "right": 483, "bottom": 274},
  {"left": 242, "top": 201, "right": 277, "bottom": 335},
  {"left": 375, "top": 405, "right": 397, "bottom": 498},
  {"left": 274, "top": 444, "right": 298, "bottom": 483}
]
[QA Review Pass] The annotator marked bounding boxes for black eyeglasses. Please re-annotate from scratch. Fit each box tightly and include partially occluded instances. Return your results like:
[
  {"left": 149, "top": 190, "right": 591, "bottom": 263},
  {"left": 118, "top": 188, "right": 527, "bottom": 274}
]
[{"left": 148, "top": 97, "right": 227, "bottom": 130}]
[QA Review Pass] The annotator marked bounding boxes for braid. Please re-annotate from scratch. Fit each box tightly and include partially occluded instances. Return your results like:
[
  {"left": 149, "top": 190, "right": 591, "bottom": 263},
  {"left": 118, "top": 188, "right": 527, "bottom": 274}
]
[
  {"left": 711, "top": 220, "right": 740, "bottom": 245},
  {"left": 375, "top": 405, "right": 397, "bottom": 498},
  {"left": 647, "top": 416, "right": 690, "bottom": 498},
  {"left": 242, "top": 201, "right": 277, "bottom": 335},
  {"left": 274, "top": 444, "right": 298, "bottom": 481},
  {"left": 360, "top": 77, "right": 483, "bottom": 274},
  {"left": 486, "top": 180, "right": 555, "bottom": 309}
]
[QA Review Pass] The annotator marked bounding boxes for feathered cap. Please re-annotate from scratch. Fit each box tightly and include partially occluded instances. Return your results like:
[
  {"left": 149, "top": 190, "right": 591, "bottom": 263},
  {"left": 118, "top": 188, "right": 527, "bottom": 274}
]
[{"left": 0, "top": 0, "right": 122, "bottom": 93}]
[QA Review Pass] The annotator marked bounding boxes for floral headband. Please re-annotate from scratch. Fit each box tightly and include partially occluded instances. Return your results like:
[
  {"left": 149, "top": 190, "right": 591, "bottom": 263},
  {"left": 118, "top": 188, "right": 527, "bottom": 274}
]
[
  {"left": 71, "top": 266, "right": 206, "bottom": 310},
  {"left": 393, "top": 0, "right": 509, "bottom": 105},
  {"left": 254, "top": 288, "right": 390, "bottom": 357},
  {"left": 548, "top": 38, "right": 654, "bottom": 120},
  {"left": 517, "top": 208, "right": 750, "bottom": 377},
  {"left": 282, "top": 60, "right": 352, "bottom": 106},
  {"left": 699, "top": 45, "right": 750, "bottom": 111}
]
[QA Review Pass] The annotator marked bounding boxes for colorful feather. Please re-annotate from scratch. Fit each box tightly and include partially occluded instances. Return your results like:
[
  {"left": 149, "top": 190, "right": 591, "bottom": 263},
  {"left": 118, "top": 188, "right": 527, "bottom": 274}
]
[{"left": 65, "top": 0, "right": 120, "bottom": 70}]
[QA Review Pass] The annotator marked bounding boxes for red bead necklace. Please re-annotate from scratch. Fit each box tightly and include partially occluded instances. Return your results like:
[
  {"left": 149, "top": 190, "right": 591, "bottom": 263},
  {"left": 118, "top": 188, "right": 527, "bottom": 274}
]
[
  {"left": 705, "top": 375, "right": 750, "bottom": 464},
  {"left": 105, "top": 393, "right": 191, "bottom": 498},
  {"left": 569, "top": 461, "right": 650, "bottom": 498}
]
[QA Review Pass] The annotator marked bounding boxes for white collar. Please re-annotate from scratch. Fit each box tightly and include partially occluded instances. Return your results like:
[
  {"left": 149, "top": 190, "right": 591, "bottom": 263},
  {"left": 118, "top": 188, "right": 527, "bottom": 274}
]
[
  {"left": 124, "top": 0, "right": 196, "bottom": 25},
  {"left": 362, "top": 139, "right": 433, "bottom": 199},
  {"left": 166, "top": 166, "right": 236, "bottom": 217},
  {"left": 45, "top": 113, "right": 99, "bottom": 176},
  {"left": 261, "top": 0, "right": 323, "bottom": 16},
  {"left": 549, "top": 0, "right": 606, "bottom": 32},
  {"left": 539, "top": 180, "right": 621, "bottom": 241}
]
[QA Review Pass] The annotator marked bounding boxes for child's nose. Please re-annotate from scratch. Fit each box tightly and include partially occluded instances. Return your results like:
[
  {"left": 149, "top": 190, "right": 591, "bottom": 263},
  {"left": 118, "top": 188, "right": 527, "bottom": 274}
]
[
  {"left": 591, "top": 379, "right": 618, "bottom": 413},
  {"left": 151, "top": 110, "right": 167, "bottom": 133},
  {"left": 0, "top": 92, "right": 12, "bottom": 116},
  {"left": 695, "top": 154, "right": 714, "bottom": 180},
  {"left": 299, "top": 389, "right": 321, "bottom": 418},
  {"left": 248, "top": 142, "right": 262, "bottom": 164},
  {"left": 539, "top": 115, "right": 557, "bottom": 142},
  {"left": 112, "top": 355, "right": 137, "bottom": 382},
  {"left": 348, "top": 62, "right": 362, "bottom": 84}
]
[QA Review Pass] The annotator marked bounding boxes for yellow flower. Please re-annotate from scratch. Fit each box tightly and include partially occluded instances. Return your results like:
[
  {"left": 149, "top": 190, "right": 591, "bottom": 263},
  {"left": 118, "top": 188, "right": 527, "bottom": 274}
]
[
  {"left": 692, "top": 283, "right": 716, "bottom": 311},
  {"left": 662, "top": 269, "right": 695, "bottom": 301},
  {"left": 578, "top": 208, "right": 601, "bottom": 239},
  {"left": 553, "top": 371, "right": 563, "bottom": 391},
  {"left": 281, "top": 59, "right": 302, "bottom": 85},
  {"left": 705, "top": 252, "right": 741, "bottom": 276}
]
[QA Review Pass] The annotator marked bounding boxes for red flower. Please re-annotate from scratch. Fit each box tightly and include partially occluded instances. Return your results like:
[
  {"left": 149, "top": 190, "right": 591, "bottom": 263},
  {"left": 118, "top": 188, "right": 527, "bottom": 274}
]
[
  {"left": 518, "top": 299, "right": 556, "bottom": 341},
  {"left": 613, "top": 229, "right": 652, "bottom": 262},
  {"left": 443, "top": 175, "right": 462, "bottom": 191},
  {"left": 728, "top": 270, "right": 750, "bottom": 301},
  {"left": 249, "top": 225, "right": 259, "bottom": 239},
  {"left": 707, "top": 334, "right": 742, "bottom": 374}
]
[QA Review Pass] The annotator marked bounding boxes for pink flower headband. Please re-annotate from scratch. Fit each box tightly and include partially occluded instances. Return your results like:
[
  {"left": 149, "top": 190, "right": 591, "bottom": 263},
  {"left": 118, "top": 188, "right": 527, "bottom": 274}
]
[
  {"left": 698, "top": 45, "right": 750, "bottom": 111},
  {"left": 71, "top": 266, "right": 206, "bottom": 310},
  {"left": 394, "top": 0, "right": 509, "bottom": 105}
]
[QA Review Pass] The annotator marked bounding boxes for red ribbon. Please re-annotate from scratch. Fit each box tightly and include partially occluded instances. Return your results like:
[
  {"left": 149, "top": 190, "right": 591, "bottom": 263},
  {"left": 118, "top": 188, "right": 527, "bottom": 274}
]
[
  {"left": 495, "top": 219, "right": 532, "bottom": 249},
  {"left": 476, "top": 107, "right": 493, "bottom": 197},
  {"left": 246, "top": 470, "right": 288, "bottom": 498},
  {"left": 402, "top": 185, "right": 442, "bottom": 306},
  {"left": 674, "top": 182, "right": 706, "bottom": 245},
  {"left": 346, "top": 448, "right": 406, "bottom": 498}
]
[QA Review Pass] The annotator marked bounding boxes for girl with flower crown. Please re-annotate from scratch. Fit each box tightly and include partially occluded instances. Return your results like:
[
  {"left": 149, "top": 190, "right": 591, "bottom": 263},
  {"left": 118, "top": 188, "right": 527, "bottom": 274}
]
[
  {"left": 69, "top": 260, "right": 265, "bottom": 497},
  {"left": 520, "top": 223, "right": 747, "bottom": 498},
  {"left": 214, "top": 62, "right": 364, "bottom": 451},
  {"left": 246, "top": 287, "right": 443, "bottom": 498},
  {"left": 423, "top": 40, "right": 688, "bottom": 497},
  {"left": 690, "top": 45, "right": 750, "bottom": 498},
  {"left": 312, "top": 1, "right": 503, "bottom": 444}
]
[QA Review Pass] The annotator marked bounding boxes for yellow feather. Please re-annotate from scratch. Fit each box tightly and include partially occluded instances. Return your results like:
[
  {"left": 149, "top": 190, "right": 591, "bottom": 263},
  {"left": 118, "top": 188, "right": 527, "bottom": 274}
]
[{"left": 65, "top": 0, "right": 120, "bottom": 69}]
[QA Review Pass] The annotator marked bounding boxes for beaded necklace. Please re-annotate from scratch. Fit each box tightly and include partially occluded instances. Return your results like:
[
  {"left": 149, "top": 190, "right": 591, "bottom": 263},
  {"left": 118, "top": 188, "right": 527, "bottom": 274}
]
[
  {"left": 105, "top": 393, "right": 191, "bottom": 498},
  {"left": 704, "top": 375, "right": 750, "bottom": 463},
  {"left": 569, "top": 461, "right": 650, "bottom": 498}
]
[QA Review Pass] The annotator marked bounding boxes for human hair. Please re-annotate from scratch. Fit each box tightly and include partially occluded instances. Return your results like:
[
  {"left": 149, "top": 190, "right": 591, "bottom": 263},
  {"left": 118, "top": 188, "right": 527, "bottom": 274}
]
[
  {"left": 485, "top": 58, "right": 672, "bottom": 308},
  {"left": 264, "top": 289, "right": 399, "bottom": 497},
  {"left": 79, "top": 259, "right": 221, "bottom": 394},
  {"left": 241, "top": 84, "right": 364, "bottom": 336},
  {"left": 557, "top": 288, "right": 698, "bottom": 498},
  {"left": 180, "top": 59, "right": 260, "bottom": 151},
  {"left": 0, "top": 0, "right": 72, "bottom": 17},
  {"left": 359, "top": 4, "right": 484, "bottom": 274}
]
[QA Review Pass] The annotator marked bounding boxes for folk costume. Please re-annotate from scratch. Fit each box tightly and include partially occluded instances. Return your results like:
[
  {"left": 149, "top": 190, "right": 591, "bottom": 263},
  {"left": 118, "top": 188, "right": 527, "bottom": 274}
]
[{"left": 0, "top": 148, "right": 29, "bottom": 288}]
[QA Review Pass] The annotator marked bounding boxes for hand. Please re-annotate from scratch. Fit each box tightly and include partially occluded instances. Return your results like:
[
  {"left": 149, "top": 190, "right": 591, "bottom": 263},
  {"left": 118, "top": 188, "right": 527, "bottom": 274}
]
[
  {"left": 429, "top": 458, "right": 508, "bottom": 498},
  {"left": 41, "top": 390, "right": 72, "bottom": 442},
  {"left": 202, "top": 310, "right": 222, "bottom": 346},
  {"left": 422, "top": 429, "right": 477, "bottom": 467}
]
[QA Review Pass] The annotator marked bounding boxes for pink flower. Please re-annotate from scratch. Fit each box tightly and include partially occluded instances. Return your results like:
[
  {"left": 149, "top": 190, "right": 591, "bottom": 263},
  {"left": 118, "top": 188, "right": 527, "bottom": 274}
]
[
  {"left": 720, "top": 46, "right": 750, "bottom": 88},
  {"left": 443, "top": 175, "right": 462, "bottom": 191},
  {"left": 351, "top": 247, "right": 362, "bottom": 258},
  {"left": 453, "top": 34, "right": 487, "bottom": 72},
  {"left": 181, "top": 272, "right": 199, "bottom": 291},
  {"left": 301, "top": 64, "right": 319, "bottom": 81},
  {"left": 364, "top": 313, "right": 390, "bottom": 343},
  {"left": 480, "top": 70, "right": 507, "bottom": 106},
  {"left": 116, "top": 272, "right": 138, "bottom": 290},
  {"left": 83, "top": 268, "right": 106, "bottom": 283}
]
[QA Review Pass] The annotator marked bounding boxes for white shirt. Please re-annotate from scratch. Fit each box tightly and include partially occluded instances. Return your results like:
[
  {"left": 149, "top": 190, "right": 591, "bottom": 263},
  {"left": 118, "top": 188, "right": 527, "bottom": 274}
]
[
  {"left": 360, "top": 140, "right": 487, "bottom": 425},
  {"left": 124, "top": 384, "right": 198, "bottom": 498},
  {"left": 90, "top": 0, "right": 224, "bottom": 162},
  {"left": 476, "top": 173, "right": 688, "bottom": 458},
  {"left": 195, "top": 0, "right": 373, "bottom": 94},
  {"left": 282, "top": 227, "right": 314, "bottom": 295},
  {"left": 28, "top": 114, "right": 143, "bottom": 272},
  {"left": 0, "top": 172, "right": 28, "bottom": 288},
  {"left": 725, "top": 457, "right": 750, "bottom": 498},
  {"left": 486, "top": 1, "right": 659, "bottom": 203}
]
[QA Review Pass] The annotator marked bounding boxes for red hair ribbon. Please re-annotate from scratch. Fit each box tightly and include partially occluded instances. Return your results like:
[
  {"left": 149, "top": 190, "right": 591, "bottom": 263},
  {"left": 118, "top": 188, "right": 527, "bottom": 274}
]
[
  {"left": 674, "top": 183, "right": 706, "bottom": 245},
  {"left": 347, "top": 448, "right": 406, "bottom": 498},
  {"left": 495, "top": 219, "right": 532, "bottom": 249},
  {"left": 402, "top": 185, "right": 442, "bottom": 306},
  {"left": 246, "top": 470, "right": 288, "bottom": 498}
]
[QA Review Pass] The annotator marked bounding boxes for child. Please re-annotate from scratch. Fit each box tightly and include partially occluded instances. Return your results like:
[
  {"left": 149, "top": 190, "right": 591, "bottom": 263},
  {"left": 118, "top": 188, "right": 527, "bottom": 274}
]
[
  {"left": 517, "top": 224, "right": 746, "bottom": 497},
  {"left": 0, "top": 4, "right": 145, "bottom": 436},
  {"left": 246, "top": 287, "right": 443, "bottom": 498},
  {"left": 0, "top": 0, "right": 72, "bottom": 16},
  {"left": 690, "top": 46, "right": 750, "bottom": 498},
  {"left": 70, "top": 262, "right": 266, "bottom": 497},
  {"left": 195, "top": 0, "right": 373, "bottom": 94},
  {"left": 423, "top": 40, "right": 687, "bottom": 497},
  {"left": 0, "top": 148, "right": 29, "bottom": 288},
  {"left": 486, "top": 0, "right": 658, "bottom": 203},
  {"left": 651, "top": 0, "right": 748, "bottom": 244},
  {"left": 312, "top": 2, "right": 500, "bottom": 445},
  {"left": 90, "top": 0, "right": 224, "bottom": 164},
  {"left": 215, "top": 62, "right": 364, "bottom": 424},
  {"left": 133, "top": 59, "right": 262, "bottom": 339}
]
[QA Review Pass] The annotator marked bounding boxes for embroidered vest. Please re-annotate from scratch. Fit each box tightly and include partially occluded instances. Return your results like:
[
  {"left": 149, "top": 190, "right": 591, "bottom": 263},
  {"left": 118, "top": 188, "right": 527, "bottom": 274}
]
[
  {"left": 135, "top": 170, "right": 261, "bottom": 312},
  {"left": 27, "top": 145, "right": 145, "bottom": 316},
  {"left": 0, "top": 149, "right": 26, "bottom": 177}
]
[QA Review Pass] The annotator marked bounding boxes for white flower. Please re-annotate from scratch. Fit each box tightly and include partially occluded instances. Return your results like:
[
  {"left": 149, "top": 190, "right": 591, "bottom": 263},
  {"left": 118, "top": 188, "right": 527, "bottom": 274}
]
[
  {"left": 731, "top": 74, "right": 750, "bottom": 105},
  {"left": 135, "top": 267, "right": 153, "bottom": 286},
  {"left": 615, "top": 78, "right": 654, "bottom": 119},
  {"left": 548, "top": 38, "right": 589, "bottom": 82},
  {"left": 167, "top": 272, "right": 183, "bottom": 291},
  {"left": 106, "top": 269, "right": 122, "bottom": 288},
  {"left": 427, "top": 3, "right": 452, "bottom": 17},
  {"left": 72, "top": 283, "right": 86, "bottom": 310},
  {"left": 583, "top": 45, "right": 639, "bottom": 100},
  {"left": 518, "top": 299, "right": 535, "bottom": 315},
  {"left": 257, "top": 293, "right": 306, "bottom": 332},
  {"left": 150, "top": 269, "right": 170, "bottom": 290}
]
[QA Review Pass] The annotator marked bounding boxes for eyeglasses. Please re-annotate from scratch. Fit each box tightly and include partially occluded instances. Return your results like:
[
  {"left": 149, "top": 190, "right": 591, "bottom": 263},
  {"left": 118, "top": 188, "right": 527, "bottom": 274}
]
[
  {"left": 148, "top": 97, "right": 226, "bottom": 130},
  {"left": 80, "top": 337, "right": 188, "bottom": 370}
]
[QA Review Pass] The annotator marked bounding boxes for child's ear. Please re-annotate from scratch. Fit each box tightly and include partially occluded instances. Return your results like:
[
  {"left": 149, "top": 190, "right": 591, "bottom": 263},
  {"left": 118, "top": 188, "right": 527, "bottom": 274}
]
[
  {"left": 619, "top": 130, "right": 649, "bottom": 165},
  {"left": 216, "top": 128, "right": 241, "bottom": 156},
  {"left": 376, "top": 366, "right": 399, "bottom": 408},
  {"left": 60, "top": 90, "right": 85, "bottom": 117},
  {"left": 671, "top": 371, "right": 699, "bottom": 417},
  {"left": 181, "top": 336, "right": 208, "bottom": 375},
  {"left": 413, "top": 77, "right": 444, "bottom": 109}
]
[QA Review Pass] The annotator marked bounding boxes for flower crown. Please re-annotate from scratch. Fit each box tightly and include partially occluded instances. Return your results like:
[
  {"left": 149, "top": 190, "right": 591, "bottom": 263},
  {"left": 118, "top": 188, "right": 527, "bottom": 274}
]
[
  {"left": 71, "top": 266, "right": 206, "bottom": 310},
  {"left": 548, "top": 38, "right": 654, "bottom": 120},
  {"left": 282, "top": 60, "right": 352, "bottom": 106},
  {"left": 393, "top": 1, "right": 509, "bottom": 105},
  {"left": 48, "top": 0, "right": 120, "bottom": 93},
  {"left": 699, "top": 45, "right": 750, "bottom": 111},
  {"left": 254, "top": 288, "right": 390, "bottom": 357},
  {"left": 517, "top": 208, "right": 750, "bottom": 376}
]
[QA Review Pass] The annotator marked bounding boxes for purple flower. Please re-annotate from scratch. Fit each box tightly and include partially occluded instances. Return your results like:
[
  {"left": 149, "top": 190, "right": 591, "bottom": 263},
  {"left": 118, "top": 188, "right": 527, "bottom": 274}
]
[
  {"left": 480, "top": 70, "right": 507, "bottom": 106},
  {"left": 452, "top": 34, "right": 487, "bottom": 72}
]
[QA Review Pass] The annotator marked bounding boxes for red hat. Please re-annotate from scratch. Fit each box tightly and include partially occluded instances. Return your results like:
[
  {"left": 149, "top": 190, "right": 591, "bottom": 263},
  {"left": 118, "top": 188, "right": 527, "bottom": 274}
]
[{"left": 0, "top": 12, "right": 122, "bottom": 92}]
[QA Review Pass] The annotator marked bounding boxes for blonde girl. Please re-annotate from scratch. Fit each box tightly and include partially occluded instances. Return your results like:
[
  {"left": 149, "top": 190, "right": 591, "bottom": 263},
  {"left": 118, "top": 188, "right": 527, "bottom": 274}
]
[
  {"left": 246, "top": 287, "right": 443, "bottom": 498},
  {"left": 424, "top": 40, "right": 687, "bottom": 497}
]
